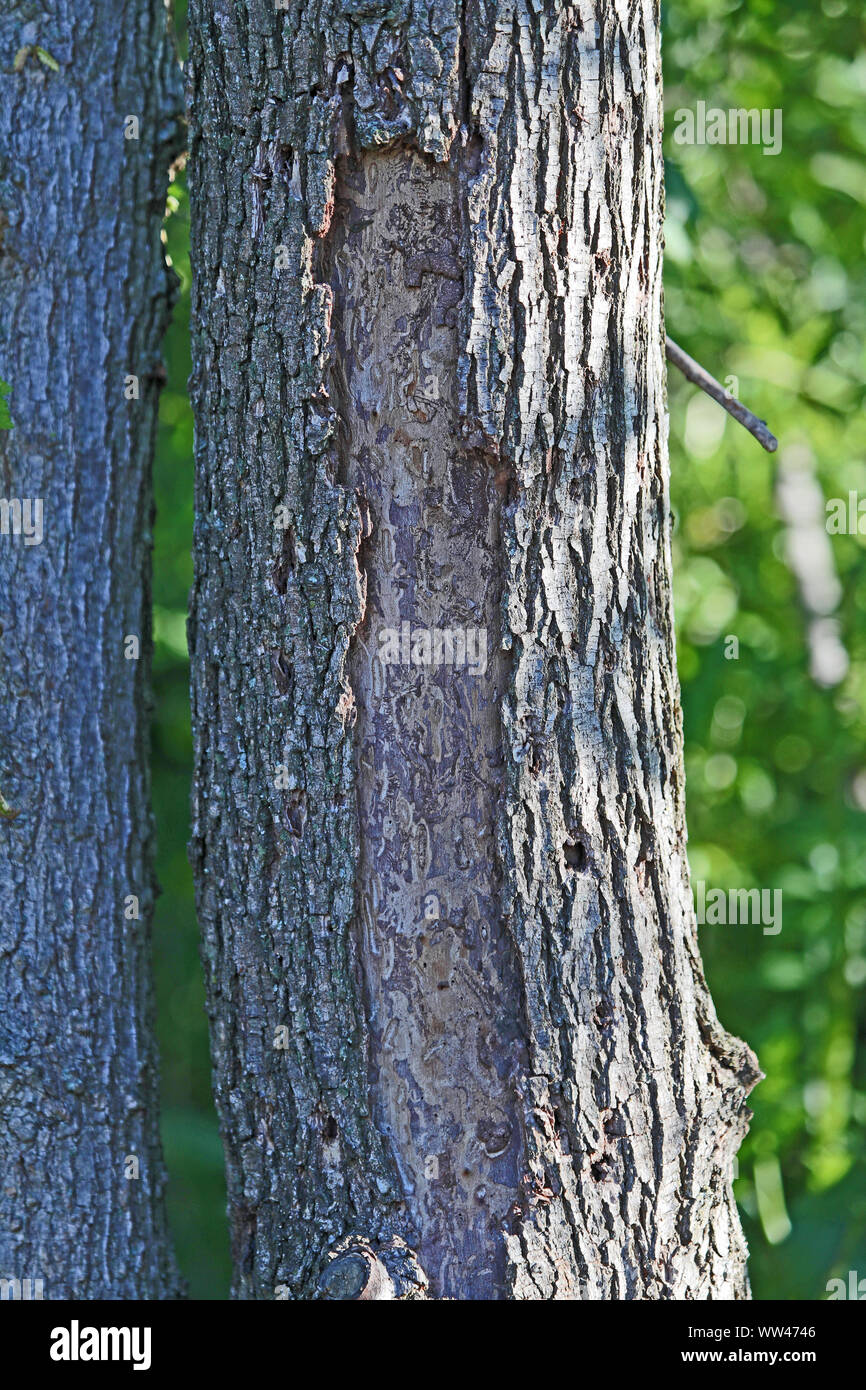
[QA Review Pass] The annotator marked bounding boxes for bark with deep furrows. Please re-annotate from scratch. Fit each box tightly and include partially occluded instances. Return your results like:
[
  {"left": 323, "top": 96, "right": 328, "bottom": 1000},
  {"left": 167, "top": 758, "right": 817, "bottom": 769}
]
[
  {"left": 0, "top": 3, "right": 183, "bottom": 1297},
  {"left": 187, "top": 0, "right": 760, "bottom": 1300}
]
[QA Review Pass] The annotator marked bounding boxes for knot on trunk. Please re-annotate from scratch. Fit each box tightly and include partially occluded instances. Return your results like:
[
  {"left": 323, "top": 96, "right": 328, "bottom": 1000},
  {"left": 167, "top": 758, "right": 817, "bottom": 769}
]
[{"left": 317, "top": 1236, "right": 429, "bottom": 1301}]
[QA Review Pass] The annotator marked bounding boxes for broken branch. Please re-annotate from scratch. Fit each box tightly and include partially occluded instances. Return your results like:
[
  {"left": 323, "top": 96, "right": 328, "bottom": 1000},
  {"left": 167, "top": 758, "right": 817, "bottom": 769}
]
[{"left": 665, "top": 335, "right": 778, "bottom": 454}]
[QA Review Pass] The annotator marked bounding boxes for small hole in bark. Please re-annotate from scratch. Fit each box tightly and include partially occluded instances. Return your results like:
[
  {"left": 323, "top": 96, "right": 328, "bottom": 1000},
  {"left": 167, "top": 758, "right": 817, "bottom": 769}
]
[
  {"left": 564, "top": 839, "right": 587, "bottom": 870},
  {"left": 323, "top": 1116, "right": 338, "bottom": 1140},
  {"left": 478, "top": 1117, "right": 511, "bottom": 1158},
  {"left": 271, "top": 650, "right": 292, "bottom": 695},
  {"left": 464, "top": 131, "right": 484, "bottom": 176},
  {"left": 286, "top": 790, "right": 306, "bottom": 839},
  {"left": 272, "top": 526, "right": 296, "bottom": 595},
  {"left": 594, "top": 998, "right": 614, "bottom": 1032}
]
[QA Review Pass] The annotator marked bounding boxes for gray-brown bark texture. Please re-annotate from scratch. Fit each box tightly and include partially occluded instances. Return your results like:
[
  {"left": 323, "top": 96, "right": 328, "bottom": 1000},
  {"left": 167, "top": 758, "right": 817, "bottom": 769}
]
[
  {"left": 188, "top": 0, "right": 761, "bottom": 1300},
  {"left": 0, "top": 4, "right": 183, "bottom": 1296}
]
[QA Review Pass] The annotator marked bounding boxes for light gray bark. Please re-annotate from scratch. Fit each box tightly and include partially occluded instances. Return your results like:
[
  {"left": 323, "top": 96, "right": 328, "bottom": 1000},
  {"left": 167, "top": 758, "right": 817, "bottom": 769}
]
[
  {"left": 0, "top": 3, "right": 183, "bottom": 1297},
  {"left": 188, "top": 0, "right": 760, "bottom": 1300}
]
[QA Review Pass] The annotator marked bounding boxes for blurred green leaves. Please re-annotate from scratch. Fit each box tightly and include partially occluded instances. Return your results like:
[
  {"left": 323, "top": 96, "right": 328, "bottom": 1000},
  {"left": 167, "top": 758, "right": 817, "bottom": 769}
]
[
  {"left": 665, "top": 0, "right": 866, "bottom": 1298},
  {"left": 0, "top": 378, "right": 12, "bottom": 429},
  {"left": 151, "top": 4, "right": 228, "bottom": 1293}
]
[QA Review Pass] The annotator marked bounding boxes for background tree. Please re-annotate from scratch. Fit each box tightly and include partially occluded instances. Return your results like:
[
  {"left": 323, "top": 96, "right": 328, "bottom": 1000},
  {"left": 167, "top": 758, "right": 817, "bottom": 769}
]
[
  {"left": 0, "top": 2, "right": 183, "bottom": 1297},
  {"left": 187, "top": 0, "right": 762, "bottom": 1300}
]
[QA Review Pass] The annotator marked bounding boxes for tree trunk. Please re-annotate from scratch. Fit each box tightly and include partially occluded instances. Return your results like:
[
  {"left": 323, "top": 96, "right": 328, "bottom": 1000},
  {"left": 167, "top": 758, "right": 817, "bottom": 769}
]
[
  {"left": 0, "top": 3, "right": 183, "bottom": 1297},
  {"left": 188, "top": 0, "right": 760, "bottom": 1300}
]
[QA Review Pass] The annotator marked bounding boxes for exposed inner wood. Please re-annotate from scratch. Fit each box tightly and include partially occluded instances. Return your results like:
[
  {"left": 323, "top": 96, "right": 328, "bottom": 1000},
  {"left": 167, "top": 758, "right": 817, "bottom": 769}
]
[{"left": 330, "top": 150, "right": 526, "bottom": 1299}]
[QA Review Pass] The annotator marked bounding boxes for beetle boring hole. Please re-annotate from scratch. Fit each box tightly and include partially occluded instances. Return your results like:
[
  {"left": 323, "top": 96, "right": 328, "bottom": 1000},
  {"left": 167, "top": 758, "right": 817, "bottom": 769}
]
[
  {"left": 594, "top": 998, "right": 614, "bottom": 1032},
  {"left": 564, "top": 838, "right": 587, "bottom": 870},
  {"left": 323, "top": 1115, "right": 338, "bottom": 1140},
  {"left": 272, "top": 525, "right": 296, "bottom": 595},
  {"left": 463, "top": 131, "right": 484, "bottom": 177}
]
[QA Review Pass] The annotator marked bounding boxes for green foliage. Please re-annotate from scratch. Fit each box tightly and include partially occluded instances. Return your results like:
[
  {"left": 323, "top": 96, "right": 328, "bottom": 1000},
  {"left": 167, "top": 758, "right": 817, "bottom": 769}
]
[
  {"left": 152, "top": 154, "right": 232, "bottom": 1292},
  {"left": 0, "top": 378, "right": 12, "bottom": 430},
  {"left": 665, "top": 0, "right": 866, "bottom": 1299},
  {"left": 13, "top": 45, "right": 60, "bottom": 73},
  {"left": 152, "top": 1, "right": 230, "bottom": 1287},
  {"left": 151, "top": 0, "right": 866, "bottom": 1299}
]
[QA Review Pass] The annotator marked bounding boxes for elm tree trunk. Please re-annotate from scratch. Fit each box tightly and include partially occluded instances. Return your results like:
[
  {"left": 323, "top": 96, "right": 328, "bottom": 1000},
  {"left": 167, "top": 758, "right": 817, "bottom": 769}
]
[
  {"left": 187, "top": 0, "right": 760, "bottom": 1300},
  {"left": 0, "top": 3, "right": 183, "bottom": 1297}
]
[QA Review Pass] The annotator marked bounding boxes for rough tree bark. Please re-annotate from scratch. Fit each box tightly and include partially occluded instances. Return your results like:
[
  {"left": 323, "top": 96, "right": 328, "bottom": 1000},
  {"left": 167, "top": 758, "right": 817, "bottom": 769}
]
[
  {"left": 0, "top": 4, "right": 183, "bottom": 1297},
  {"left": 188, "top": 0, "right": 760, "bottom": 1300}
]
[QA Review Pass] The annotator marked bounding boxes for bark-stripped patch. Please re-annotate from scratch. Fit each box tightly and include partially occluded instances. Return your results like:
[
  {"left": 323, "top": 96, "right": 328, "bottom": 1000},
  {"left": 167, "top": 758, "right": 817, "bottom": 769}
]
[{"left": 331, "top": 149, "right": 526, "bottom": 1300}]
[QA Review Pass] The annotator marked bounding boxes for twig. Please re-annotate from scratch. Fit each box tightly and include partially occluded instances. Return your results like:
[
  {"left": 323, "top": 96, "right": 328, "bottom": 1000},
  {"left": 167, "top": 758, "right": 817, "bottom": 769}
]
[{"left": 665, "top": 335, "right": 778, "bottom": 453}]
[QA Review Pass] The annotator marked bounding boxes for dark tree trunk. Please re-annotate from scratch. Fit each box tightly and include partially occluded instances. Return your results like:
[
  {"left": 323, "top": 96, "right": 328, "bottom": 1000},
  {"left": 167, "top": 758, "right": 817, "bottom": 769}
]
[
  {"left": 0, "top": 2, "right": 183, "bottom": 1298},
  {"left": 187, "top": 0, "right": 760, "bottom": 1300}
]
